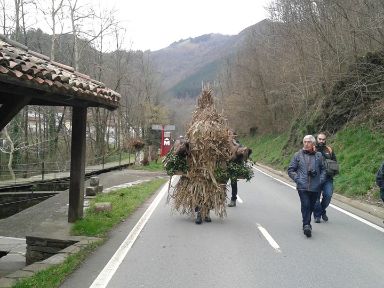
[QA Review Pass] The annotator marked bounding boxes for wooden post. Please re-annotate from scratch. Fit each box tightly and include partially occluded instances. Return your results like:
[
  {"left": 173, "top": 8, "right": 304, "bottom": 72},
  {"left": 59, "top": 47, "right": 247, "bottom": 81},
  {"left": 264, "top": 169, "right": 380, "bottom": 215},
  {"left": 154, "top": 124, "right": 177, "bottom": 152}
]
[{"left": 68, "top": 106, "right": 87, "bottom": 222}]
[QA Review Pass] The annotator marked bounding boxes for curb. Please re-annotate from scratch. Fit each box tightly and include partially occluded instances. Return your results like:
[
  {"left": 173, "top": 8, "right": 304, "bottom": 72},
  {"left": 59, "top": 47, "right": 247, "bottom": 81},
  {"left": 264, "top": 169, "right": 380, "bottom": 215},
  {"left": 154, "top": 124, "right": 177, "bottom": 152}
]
[{"left": 0, "top": 236, "right": 101, "bottom": 288}]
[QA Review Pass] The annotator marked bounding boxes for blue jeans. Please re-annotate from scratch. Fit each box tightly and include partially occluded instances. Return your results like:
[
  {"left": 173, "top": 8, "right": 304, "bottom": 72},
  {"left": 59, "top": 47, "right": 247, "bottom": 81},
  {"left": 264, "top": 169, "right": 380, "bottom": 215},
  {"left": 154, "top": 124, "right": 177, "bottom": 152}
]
[
  {"left": 314, "top": 178, "right": 334, "bottom": 218},
  {"left": 298, "top": 190, "right": 318, "bottom": 226}
]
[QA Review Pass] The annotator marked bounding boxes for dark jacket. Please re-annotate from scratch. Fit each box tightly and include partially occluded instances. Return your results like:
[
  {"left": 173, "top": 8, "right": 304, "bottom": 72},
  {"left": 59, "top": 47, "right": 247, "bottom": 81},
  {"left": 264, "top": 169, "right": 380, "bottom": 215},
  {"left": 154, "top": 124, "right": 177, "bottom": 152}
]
[
  {"left": 316, "top": 144, "right": 337, "bottom": 179},
  {"left": 315, "top": 144, "right": 336, "bottom": 161},
  {"left": 288, "top": 149, "right": 326, "bottom": 193},
  {"left": 376, "top": 162, "right": 384, "bottom": 189}
]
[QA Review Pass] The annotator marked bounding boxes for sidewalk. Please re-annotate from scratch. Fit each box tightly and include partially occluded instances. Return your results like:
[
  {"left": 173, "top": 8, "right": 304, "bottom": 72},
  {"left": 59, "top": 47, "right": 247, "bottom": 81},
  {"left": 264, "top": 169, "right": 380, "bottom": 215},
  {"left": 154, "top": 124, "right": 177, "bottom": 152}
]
[
  {"left": 0, "top": 158, "right": 133, "bottom": 189},
  {"left": 0, "top": 167, "right": 167, "bottom": 283}
]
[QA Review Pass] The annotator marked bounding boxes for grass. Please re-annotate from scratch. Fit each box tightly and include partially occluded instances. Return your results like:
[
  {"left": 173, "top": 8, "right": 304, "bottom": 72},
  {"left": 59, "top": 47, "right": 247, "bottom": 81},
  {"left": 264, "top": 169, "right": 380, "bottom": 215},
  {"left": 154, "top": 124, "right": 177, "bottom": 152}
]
[
  {"left": 331, "top": 127, "right": 384, "bottom": 198},
  {"left": 241, "top": 132, "right": 290, "bottom": 170},
  {"left": 241, "top": 126, "right": 384, "bottom": 200},
  {"left": 13, "top": 178, "right": 167, "bottom": 288},
  {"left": 13, "top": 241, "right": 102, "bottom": 288},
  {"left": 72, "top": 178, "right": 167, "bottom": 237},
  {"left": 131, "top": 160, "right": 165, "bottom": 172}
]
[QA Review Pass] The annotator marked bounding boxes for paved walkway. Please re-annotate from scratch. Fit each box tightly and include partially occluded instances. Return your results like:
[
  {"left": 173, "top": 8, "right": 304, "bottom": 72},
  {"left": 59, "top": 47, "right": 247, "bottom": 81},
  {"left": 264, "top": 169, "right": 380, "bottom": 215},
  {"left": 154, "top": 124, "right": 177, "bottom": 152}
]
[
  {"left": 0, "top": 158, "right": 133, "bottom": 188},
  {"left": 0, "top": 167, "right": 167, "bottom": 278}
]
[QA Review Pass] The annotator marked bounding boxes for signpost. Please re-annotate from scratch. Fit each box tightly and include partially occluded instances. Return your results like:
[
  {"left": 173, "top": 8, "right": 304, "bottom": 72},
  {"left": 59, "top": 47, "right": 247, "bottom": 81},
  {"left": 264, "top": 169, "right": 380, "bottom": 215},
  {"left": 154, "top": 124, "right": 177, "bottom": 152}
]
[{"left": 152, "top": 124, "right": 175, "bottom": 156}]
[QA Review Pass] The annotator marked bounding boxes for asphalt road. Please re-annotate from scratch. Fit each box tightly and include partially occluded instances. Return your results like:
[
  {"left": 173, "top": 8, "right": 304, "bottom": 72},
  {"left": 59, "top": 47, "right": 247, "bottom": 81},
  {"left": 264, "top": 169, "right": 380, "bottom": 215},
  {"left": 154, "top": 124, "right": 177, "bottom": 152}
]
[{"left": 61, "top": 167, "right": 384, "bottom": 288}]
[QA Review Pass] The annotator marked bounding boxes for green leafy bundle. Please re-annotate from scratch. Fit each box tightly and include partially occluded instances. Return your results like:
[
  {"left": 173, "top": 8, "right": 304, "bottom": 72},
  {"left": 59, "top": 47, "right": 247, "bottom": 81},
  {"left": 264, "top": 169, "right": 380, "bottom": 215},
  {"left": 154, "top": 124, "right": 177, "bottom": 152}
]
[
  {"left": 214, "top": 161, "right": 254, "bottom": 183},
  {"left": 163, "top": 150, "right": 188, "bottom": 176},
  {"left": 227, "top": 161, "right": 254, "bottom": 182}
]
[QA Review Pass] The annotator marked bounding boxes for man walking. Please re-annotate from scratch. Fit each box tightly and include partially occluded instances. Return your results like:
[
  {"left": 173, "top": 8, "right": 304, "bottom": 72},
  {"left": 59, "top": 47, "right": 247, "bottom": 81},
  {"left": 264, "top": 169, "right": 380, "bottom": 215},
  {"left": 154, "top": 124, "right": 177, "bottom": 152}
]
[
  {"left": 314, "top": 132, "right": 337, "bottom": 223},
  {"left": 288, "top": 135, "right": 326, "bottom": 238}
]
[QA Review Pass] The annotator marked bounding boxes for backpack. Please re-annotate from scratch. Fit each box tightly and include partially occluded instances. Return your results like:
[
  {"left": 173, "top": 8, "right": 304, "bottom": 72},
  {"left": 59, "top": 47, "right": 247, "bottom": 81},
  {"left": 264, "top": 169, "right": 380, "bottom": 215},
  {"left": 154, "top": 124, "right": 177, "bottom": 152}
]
[
  {"left": 318, "top": 146, "right": 339, "bottom": 177},
  {"left": 324, "top": 158, "right": 339, "bottom": 177}
]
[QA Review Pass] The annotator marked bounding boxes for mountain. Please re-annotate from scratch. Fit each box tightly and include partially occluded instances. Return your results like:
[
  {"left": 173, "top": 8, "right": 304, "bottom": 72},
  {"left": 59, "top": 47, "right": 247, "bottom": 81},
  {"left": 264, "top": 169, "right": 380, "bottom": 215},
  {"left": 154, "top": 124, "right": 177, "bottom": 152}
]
[
  {"left": 150, "top": 33, "right": 236, "bottom": 98},
  {"left": 150, "top": 19, "right": 270, "bottom": 99}
]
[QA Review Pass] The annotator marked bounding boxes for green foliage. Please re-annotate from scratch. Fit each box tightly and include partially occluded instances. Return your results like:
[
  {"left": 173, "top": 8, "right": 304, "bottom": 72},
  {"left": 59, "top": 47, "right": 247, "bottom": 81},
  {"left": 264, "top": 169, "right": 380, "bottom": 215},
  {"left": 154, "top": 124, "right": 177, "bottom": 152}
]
[
  {"left": 71, "top": 178, "right": 166, "bottom": 237},
  {"left": 215, "top": 165, "right": 230, "bottom": 183},
  {"left": 163, "top": 151, "right": 188, "bottom": 175},
  {"left": 227, "top": 161, "right": 254, "bottom": 182}
]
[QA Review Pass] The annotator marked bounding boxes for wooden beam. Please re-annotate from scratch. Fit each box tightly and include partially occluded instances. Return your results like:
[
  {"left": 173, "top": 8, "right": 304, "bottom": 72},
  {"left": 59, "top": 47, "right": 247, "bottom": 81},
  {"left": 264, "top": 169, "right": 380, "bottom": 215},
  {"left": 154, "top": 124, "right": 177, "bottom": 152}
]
[
  {"left": 68, "top": 106, "right": 87, "bottom": 222},
  {"left": 0, "top": 96, "right": 30, "bottom": 131}
]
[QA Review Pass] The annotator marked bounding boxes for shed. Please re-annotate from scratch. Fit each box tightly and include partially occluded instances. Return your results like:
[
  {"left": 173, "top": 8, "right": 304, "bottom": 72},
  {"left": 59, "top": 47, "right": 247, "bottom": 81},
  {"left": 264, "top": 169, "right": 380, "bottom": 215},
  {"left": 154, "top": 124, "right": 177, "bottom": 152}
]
[{"left": 0, "top": 35, "right": 120, "bottom": 222}]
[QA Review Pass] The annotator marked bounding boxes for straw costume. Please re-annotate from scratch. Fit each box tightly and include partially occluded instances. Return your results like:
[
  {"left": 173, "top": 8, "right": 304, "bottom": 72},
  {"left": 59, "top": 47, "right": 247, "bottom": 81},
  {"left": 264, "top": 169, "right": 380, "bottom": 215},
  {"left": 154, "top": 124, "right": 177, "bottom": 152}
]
[{"left": 169, "top": 89, "right": 232, "bottom": 221}]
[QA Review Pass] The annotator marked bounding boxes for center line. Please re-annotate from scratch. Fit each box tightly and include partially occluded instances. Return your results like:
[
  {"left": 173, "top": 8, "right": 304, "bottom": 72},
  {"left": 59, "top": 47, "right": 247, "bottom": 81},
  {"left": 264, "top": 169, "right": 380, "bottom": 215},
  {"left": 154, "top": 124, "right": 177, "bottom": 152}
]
[{"left": 256, "top": 223, "right": 281, "bottom": 253}]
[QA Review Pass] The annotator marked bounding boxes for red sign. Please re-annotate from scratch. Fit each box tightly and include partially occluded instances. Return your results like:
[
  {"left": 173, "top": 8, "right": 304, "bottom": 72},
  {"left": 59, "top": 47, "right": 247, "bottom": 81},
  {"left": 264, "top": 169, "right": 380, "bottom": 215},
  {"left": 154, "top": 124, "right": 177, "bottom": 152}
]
[{"left": 160, "top": 129, "right": 172, "bottom": 156}]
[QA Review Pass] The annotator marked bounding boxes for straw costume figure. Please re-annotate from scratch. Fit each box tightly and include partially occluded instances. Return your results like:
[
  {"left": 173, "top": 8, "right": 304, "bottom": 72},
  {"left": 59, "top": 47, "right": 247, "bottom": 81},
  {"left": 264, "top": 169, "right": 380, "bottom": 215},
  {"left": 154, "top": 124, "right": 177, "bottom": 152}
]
[{"left": 168, "top": 89, "right": 232, "bottom": 224}]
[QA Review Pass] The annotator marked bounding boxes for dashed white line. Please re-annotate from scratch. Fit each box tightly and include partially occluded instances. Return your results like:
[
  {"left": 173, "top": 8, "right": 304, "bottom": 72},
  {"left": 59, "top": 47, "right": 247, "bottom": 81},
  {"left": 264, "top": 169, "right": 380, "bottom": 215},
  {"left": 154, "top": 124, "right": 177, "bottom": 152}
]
[
  {"left": 237, "top": 195, "right": 243, "bottom": 203},
  {"left": 252, "top": 165, "right": 384, "bottom": 233},
  {"left": 89, "top": 180, "right": 169, "bottom": 288},
  {"left": 256, "top": 223, "right": 281, "bottom": 253}
]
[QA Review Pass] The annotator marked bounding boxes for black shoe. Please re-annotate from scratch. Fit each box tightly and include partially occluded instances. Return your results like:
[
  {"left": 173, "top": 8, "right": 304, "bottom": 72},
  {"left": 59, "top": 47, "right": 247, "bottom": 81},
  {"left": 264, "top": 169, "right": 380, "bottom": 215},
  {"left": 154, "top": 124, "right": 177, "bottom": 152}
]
[
  {"left": 204, "top": 216, "right": 211, "bottom": 222},
  {"left": 315, "top": 217, "right": 321, "bottom": 223},
  {"left": 228, "top": 200, "right": 236, "bottom": 207},
  {"left": 195, "top": 213, "right": 202, "bottom": 224},
  {"left": 322, "top": 214, "right": 328, "bottom": 222},
  {"left": 303, "top": 225, "right": 312, "bottom": 238}
]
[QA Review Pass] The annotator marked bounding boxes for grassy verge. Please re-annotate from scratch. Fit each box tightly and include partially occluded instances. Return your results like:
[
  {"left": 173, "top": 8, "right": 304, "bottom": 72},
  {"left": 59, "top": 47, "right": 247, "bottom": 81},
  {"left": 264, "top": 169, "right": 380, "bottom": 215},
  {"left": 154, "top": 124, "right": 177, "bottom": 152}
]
[
  {"left": 332, "top": 127, "right": 384, "bottom": 199},
  {"left": 241, "top": 126, "right": 384, "bottom": 200},
  {"left": 72, "top": 178, "right": 166, "bottom": 237},
  {"left": 131, "top": 160, "right": 164, "bottom": 172},
  {"left": 13, "top": 178, "right": 167, "bottom": 288},
  {"left": 241, "top": 132, "right": 290, "bottom": 170},
  {"left": 13, "top": 241, "right": 102, "bottom": 288}
]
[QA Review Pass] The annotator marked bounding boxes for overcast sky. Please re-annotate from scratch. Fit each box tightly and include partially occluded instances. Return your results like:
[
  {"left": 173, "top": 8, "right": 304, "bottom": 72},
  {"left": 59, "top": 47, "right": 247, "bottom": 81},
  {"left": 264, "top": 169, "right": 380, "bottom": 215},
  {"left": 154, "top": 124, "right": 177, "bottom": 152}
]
[{"left": 107, "top": 0, "right": 271, "bottom": 51}]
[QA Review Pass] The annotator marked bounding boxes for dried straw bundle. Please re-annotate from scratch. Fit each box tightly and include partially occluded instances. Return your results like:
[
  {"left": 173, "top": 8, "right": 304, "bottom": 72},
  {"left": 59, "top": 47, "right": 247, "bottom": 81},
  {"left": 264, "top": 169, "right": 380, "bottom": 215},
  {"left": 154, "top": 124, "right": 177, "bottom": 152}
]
[{"left": 170, "top": 89, "right": 231, "bottom": 219}]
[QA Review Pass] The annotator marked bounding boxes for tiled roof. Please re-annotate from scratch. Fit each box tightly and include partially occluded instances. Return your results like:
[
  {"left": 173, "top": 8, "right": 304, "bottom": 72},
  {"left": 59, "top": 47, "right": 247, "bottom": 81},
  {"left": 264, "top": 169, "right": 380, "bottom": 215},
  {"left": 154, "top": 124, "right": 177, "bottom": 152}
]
[{"left": 0, "top": 35, "right": 120, "bottom": 109}]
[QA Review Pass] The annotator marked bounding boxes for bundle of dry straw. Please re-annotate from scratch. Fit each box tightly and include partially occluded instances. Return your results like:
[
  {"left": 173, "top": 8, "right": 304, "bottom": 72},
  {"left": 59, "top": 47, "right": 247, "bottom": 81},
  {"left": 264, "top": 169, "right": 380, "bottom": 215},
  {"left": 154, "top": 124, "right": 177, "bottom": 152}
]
[{"left": 169, "top": 89, "right": 231, "bottom": 219}]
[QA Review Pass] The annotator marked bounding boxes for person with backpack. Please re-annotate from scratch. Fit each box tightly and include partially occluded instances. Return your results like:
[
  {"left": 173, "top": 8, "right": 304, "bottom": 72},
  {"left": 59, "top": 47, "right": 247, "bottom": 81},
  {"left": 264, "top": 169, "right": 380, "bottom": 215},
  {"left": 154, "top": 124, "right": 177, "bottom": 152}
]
[
  {"left": 376, "top": 161, "right": 384, "bottom": 203},
  {"left": 288, "top": 135, "right": 326, "bottom": 238},
  {"left": 313, "top": 132, "right": 338, "bottom": 223}
]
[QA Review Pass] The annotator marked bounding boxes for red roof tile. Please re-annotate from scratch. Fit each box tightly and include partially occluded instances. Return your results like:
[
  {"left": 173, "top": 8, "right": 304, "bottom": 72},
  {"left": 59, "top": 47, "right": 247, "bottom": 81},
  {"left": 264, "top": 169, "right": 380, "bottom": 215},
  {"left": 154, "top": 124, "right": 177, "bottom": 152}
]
[{"left": 0, "top": 36, "right": 120, "bottom": 109}]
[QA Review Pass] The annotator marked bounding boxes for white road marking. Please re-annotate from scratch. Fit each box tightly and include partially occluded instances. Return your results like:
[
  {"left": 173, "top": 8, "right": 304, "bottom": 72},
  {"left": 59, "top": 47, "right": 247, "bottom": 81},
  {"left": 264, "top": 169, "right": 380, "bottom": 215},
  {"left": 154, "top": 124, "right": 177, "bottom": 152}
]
[
  {"left": 330, "top": 205, "right": 384, "bottom": 232},
  {"left": 253, "top": 166, "right": 296, "bottom": 189},
  {"left": 0, "top": 236, "right": 25, "bottom": 240},
  {"left": 89, "top": 181, "right": 169, "bottom": 288},
  {"left": 252, "top": 166, "right": 384, "bottom": 233},
  {"left": 256, "top": 223, "right": 281, "bottom": 253},
  {"left": 237, "top": 195, "right": 243, "bottom": 203}
]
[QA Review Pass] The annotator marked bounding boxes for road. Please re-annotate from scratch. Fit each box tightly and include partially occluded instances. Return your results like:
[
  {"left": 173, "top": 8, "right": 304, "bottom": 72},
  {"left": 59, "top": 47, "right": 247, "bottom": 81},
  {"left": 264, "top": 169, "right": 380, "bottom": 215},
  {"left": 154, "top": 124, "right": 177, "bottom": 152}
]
[{"left": 61, "top": 167, "right": 384, "bottom": 288}]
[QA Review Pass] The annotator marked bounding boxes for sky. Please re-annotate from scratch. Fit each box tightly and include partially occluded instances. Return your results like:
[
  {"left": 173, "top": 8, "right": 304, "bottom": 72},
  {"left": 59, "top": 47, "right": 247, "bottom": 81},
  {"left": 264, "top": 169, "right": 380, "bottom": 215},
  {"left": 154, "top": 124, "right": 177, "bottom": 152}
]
[{"left": 107, "top": 0, "right": 272, "bottom": 51}]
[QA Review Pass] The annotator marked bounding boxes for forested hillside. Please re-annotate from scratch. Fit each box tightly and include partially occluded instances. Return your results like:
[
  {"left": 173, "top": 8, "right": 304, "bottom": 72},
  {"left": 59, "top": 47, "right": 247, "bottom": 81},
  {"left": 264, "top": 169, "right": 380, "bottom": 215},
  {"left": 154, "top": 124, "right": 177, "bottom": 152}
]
[
  {"left": 219, "top": 0, "right": 384, "bottom": 140},
  {"left": 0, "top": 0, "right": 169, "bottom": 180},
  {"left": 219, "top": 0, "right": 384, "bottom": 202}
]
